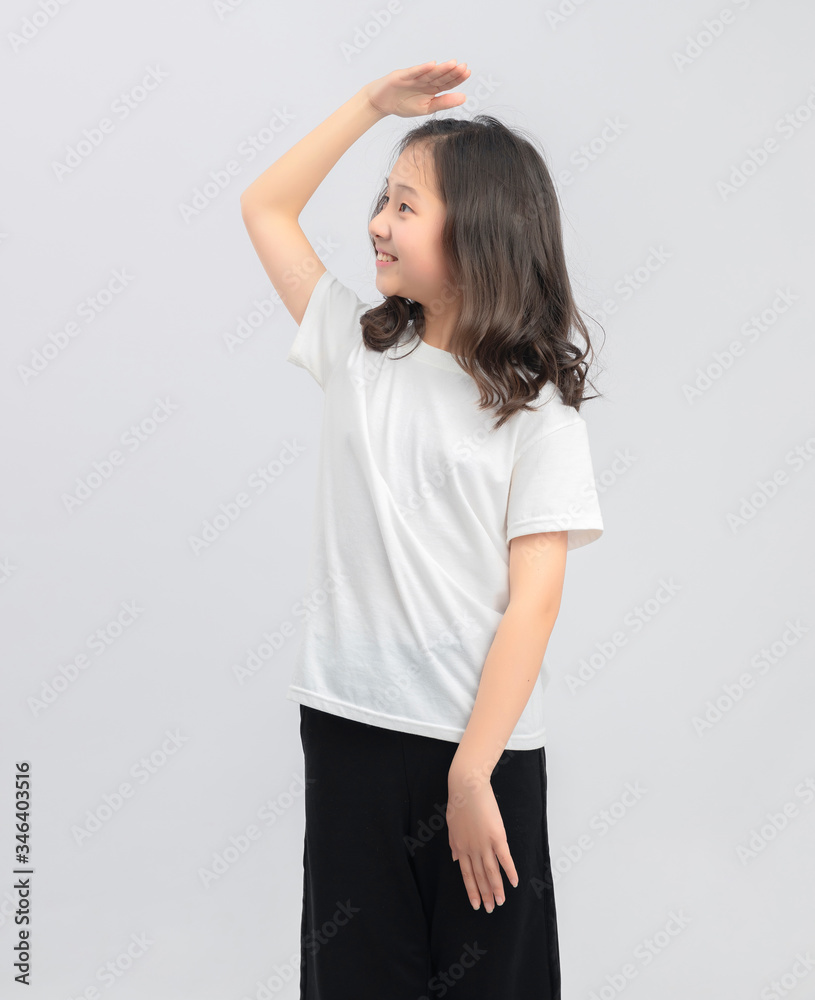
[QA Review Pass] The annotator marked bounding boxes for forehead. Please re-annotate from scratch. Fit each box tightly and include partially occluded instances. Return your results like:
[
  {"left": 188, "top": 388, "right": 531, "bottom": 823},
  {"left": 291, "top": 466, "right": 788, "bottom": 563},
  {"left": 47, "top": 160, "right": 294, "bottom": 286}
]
[{"left": 387, "top": 146, "right": 438, "bottom": 199}]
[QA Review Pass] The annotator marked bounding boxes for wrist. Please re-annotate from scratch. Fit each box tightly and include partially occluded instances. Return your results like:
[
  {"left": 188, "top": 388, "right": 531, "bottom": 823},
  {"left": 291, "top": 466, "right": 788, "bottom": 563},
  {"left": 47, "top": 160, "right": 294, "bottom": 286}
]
[
  {"left": 355, "top": 86, "right": 388, "bottom": 123},
  {"left": 449, "top": 750, "right": 498, "bottom": 792}
]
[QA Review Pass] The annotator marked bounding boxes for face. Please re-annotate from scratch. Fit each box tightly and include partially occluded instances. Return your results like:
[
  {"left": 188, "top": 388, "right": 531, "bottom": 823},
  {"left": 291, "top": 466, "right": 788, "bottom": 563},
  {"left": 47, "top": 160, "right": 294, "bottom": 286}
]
[{"left": 368, "top": 145, "right": 454, "bottom": 312}]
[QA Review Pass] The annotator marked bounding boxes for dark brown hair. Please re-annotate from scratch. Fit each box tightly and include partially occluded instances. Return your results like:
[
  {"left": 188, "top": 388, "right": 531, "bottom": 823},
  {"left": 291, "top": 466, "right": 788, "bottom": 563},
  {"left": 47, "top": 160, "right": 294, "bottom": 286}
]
[{"left": 361, "top": 114, "right": 606, "bottom": 431}]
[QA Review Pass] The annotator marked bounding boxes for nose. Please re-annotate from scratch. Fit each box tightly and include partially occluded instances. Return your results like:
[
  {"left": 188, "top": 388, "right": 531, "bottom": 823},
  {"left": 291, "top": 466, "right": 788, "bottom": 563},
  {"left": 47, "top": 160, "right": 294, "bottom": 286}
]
[{"left": 369, "top": 205, "right": 389, "bottom": 237}]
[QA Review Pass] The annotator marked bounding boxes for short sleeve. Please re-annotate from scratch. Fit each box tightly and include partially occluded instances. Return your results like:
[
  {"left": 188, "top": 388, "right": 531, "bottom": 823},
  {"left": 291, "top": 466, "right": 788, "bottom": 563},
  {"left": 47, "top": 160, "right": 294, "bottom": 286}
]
[
  {"left": 285, "top": 270, "right": 370, "bottom": 390},
  {"left": 506, "top": 417, "right": 604, "bottom": 551}
]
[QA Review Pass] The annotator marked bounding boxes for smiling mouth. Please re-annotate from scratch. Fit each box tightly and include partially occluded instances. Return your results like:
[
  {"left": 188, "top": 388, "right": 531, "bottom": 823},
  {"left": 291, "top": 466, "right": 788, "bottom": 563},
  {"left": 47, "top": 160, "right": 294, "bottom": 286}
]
[{"left": 376, "top": 251, "right": 398, "bottom": 262}]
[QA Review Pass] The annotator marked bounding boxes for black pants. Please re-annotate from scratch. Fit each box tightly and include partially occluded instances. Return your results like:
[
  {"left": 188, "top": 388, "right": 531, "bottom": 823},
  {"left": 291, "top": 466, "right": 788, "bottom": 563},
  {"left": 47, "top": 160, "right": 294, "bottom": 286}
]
[{"left": 298, "top": 705, "right": 560, "bottom": 1000}]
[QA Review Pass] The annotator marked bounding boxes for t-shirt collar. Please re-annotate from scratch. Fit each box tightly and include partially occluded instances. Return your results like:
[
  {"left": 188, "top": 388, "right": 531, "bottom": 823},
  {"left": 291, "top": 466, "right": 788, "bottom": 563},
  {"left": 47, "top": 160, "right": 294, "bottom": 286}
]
[
  {"left": 410, "top": 335, "right": 467, "bottom": 372},
  {"left": 395, "top": 318, "right": 466, "bottom": 373}
]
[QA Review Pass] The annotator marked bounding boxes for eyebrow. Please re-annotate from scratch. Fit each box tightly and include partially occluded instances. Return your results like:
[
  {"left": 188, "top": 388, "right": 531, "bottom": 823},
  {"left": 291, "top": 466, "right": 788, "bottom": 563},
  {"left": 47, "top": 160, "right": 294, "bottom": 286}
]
[{"left": 385, "top": 177, "right": 421, "bottom": 198}]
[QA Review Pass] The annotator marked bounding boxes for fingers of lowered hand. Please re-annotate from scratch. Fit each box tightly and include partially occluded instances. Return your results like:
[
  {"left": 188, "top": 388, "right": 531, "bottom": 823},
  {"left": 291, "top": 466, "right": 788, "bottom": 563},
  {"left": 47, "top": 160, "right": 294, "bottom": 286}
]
[
  {"left": 495, "top": 841, "right": 520, "bottom": 890},
  {"left": 459, "top": 842, "right": 515, "bottom": 912},
  {"left": 474, "top": 850, "right": 504, "bottom": 912}
]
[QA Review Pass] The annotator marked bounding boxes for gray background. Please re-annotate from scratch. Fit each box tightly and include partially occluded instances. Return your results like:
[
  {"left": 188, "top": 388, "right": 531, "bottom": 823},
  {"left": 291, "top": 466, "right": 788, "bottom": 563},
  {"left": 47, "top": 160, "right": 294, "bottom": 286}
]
[{"left": 2, "top": 0, "right": 813, "bottom": 997}]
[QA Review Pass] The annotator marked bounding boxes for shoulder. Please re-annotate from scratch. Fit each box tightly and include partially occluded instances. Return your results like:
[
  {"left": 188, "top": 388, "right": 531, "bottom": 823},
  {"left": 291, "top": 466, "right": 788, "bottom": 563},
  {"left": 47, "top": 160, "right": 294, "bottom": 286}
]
[
  {"left": 286, "top": 269, "right": 379, "bottom": 389},
  {"left": 305, "top": 269, "right": 375, "bottom": 325},
  {"left": 513, "top": 381, "right": 585, "bottom": 455}
]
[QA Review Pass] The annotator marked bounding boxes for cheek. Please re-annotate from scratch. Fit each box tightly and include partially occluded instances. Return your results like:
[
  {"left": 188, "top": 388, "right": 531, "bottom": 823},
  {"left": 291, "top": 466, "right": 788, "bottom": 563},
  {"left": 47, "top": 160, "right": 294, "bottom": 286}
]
[
  {"left": 414, "top": 249, "right": 448, "bottom": 285},
  {"left": 404, "top": 233, "right": 445, "bottom": 272}
]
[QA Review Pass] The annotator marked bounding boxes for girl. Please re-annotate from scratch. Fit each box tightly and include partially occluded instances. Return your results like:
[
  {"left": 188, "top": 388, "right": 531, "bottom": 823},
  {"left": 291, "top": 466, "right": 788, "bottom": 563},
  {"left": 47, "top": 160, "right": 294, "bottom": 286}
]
[{"left": 241, "top": 59, "right": 604, "bottom": 1000}]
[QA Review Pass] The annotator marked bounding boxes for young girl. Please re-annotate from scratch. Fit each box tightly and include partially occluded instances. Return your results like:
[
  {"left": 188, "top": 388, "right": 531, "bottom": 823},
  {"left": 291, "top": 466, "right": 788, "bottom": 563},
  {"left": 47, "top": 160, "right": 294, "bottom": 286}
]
[{"left": 241, "top": 59, "right": 604, "bottom": 1000}]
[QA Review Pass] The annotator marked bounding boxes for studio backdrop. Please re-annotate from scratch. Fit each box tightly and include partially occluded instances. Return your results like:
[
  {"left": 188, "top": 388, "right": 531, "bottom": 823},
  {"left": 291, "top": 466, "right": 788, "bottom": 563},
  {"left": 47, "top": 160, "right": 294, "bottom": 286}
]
[{"left": 2, "top": 1, "right": 813, "bottom": 998}]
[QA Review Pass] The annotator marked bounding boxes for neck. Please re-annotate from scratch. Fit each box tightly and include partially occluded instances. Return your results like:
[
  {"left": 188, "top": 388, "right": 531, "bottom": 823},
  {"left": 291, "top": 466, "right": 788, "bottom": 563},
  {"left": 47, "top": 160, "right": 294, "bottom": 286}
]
[{"left": 420, "top": 309, "right": 459, "bottom": 353}]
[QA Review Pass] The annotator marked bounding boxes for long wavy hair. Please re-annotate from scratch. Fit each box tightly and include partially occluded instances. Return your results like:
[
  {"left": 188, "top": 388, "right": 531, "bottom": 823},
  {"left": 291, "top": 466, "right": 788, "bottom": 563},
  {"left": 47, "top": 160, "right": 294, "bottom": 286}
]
[{"left": 361, "top": 114, "right": 606, "bottom": 431}]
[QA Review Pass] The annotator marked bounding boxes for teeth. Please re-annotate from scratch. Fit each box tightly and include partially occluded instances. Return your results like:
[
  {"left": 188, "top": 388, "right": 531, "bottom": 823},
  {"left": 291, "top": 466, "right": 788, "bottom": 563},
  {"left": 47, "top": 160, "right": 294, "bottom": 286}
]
[{"left": 377, "top": 251, "right": 397, "bottom": 262}]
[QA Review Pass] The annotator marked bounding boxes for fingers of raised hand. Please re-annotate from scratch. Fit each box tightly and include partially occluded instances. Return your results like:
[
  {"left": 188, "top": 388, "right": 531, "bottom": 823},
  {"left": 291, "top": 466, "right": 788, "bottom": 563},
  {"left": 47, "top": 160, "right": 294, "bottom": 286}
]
[
  {"left": 410, "top": 59, "right": 469, "bottom": 87},
  {"left": 428, "top": 59, "right": 469, "bottom": 80}
]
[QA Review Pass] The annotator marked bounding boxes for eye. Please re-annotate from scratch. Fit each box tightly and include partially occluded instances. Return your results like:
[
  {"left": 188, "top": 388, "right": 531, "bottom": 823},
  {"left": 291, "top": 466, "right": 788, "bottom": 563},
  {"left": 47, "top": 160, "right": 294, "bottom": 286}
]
[{"left": 382, "top": 195, "right": 412, "bottom": 213}]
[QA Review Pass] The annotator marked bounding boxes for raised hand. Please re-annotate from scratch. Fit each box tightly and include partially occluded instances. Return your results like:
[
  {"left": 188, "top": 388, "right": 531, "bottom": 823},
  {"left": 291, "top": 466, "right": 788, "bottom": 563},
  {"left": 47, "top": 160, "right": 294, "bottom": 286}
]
[{"left": 363, "top": 59, "right": 471, "bottom": 119}]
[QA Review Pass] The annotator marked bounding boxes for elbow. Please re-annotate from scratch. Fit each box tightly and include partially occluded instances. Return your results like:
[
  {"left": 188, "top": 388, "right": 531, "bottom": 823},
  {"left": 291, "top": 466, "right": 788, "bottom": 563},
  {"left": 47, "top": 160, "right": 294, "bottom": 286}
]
[
  {"left": 240, "top": 192, "right": 292, "bottom": 221},
  {"left": 239, "top": 191, "right": 258, "bottom": 215},
  {"left": 239, "top": 186, "right": 268, "bottom": 213}
]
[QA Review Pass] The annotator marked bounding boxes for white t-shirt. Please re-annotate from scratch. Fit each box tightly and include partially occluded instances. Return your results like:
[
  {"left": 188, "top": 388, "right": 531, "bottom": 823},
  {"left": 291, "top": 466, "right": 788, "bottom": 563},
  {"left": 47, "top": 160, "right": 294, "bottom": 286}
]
[{"left": 284, "top": 269, "right": 603, "bottom": 750}]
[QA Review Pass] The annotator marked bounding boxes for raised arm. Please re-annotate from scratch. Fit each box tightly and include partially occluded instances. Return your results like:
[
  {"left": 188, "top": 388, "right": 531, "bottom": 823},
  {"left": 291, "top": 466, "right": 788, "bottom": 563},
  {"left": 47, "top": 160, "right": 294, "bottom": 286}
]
[
  {"left": 239, "top": 89, "right": 384, "bottom": 326},
  {"left": 239, "top": 60, "right": 470, "bottom": 326}
]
